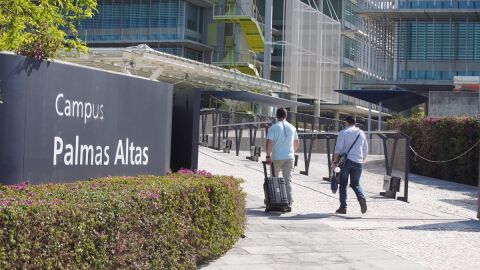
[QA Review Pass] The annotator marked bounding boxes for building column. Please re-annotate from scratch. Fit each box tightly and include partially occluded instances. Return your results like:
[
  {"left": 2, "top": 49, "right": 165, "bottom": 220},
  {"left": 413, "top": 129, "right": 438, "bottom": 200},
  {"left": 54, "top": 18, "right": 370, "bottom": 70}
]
[
  {"left": 261, "top": 104, "right": 270, "bottom": 116},
  {"left": 313, "top": 99, "right": 320, "bottom": 117},
  {"left": 334, "top": 110, "right": 340, "bottom": 130},
  {"left": 290, "top": 94, "right": 298, "bottom": 113},
  {"left": 478, "top": 145, "right": 480, "bottom": 219},
  {"left": 263, "top": 0, "right": 273, "bottom": 80}
]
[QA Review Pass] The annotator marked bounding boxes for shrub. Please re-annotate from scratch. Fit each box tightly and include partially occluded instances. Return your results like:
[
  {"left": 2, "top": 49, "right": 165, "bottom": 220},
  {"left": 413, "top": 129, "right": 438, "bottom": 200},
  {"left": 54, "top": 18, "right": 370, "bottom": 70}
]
[
  {"left": 389, "top": 116, "right": 480, "bottom": 186},
  {"left": 0, "top": 172, "right": 246, "bottom": 269}
]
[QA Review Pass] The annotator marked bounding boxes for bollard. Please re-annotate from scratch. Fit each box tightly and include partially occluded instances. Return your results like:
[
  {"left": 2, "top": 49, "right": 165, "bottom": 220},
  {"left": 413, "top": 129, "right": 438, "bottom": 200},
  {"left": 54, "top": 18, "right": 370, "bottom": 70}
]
[
  {"left": 246, "top": 146, "right": 261, "bottom": 162},
  {"left": 380, "top": 175, "right": 401, "bottom": 199},
  {"left": 222, "top": 139, "right": 232, "bottom": 153},
  {"left": 202, "top": 135, "right": 209, "bottom": 147},
  {"left": 254, "top": 146, "right": 262, "bottom": 161}
]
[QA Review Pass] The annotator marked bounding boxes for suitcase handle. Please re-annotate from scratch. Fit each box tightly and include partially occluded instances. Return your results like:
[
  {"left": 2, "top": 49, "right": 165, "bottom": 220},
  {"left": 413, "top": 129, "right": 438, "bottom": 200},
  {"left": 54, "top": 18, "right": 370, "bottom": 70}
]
[{"left": 262, "top": 161, "right": 275, "bottom": 177}]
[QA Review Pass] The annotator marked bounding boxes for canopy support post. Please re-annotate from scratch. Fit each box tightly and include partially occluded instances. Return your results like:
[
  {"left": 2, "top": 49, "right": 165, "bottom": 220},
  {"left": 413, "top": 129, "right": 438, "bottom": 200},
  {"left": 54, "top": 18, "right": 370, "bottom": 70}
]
[
  {"left": 368, "top": 103, "right": 372, "bottom": 150},
  {"left": 378, "top": 101, "right": 383, "bottom": 131}
]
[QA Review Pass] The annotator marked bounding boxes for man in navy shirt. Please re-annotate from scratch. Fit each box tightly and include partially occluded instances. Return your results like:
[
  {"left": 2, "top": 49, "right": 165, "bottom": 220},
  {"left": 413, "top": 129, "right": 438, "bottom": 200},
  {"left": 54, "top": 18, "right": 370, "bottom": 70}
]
[{"left": 332, "top": 116, "right": 368, "bottom": 214}]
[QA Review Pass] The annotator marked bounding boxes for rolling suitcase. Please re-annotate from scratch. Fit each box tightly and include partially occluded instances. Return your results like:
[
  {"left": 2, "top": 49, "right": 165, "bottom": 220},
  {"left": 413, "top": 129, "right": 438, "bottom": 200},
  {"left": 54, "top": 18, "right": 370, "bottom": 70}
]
[{"left": 262, "top": 161, "right": 290, "bottom": 213}]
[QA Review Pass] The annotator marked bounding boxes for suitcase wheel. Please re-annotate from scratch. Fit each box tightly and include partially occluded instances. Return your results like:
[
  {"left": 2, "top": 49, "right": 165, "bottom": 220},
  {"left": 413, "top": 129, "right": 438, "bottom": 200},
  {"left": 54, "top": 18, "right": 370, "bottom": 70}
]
[{"left": 265, "top": 207, "right": 270, "bottom": 213}]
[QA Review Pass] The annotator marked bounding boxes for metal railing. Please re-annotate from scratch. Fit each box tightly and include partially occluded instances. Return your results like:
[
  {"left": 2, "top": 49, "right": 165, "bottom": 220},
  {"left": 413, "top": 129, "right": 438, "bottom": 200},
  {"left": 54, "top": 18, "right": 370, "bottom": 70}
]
[
  {"left": 213, "top": 3, "right": 265, "bottom": 34},
  {"left": 211, "top": 50, "right": 259, "bottom": 66},
  {"left": 361, "top": 0, "right": 480, "bottom": 9},
  {"left": 287, "top": 112, "right": 347, "bottom": 132},
  {"left": 200, "top": 109, "right": 382, "bottom": 149},
  {"left": 358, "top": 0, "right": 396, "bottom": 9}
]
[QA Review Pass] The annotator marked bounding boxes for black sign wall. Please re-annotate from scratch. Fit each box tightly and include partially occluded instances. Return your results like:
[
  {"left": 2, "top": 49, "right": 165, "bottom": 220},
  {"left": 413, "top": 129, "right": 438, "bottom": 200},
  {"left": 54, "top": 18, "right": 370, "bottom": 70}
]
[{"left": 0, "top": 53, "right": 173, "bottom": 184}]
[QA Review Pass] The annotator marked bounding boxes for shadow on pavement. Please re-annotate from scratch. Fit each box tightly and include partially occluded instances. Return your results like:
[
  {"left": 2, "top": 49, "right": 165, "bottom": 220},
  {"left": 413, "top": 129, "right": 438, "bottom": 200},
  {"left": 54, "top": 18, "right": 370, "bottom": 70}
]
[
  {"left": 439, "top": 198, "right": 478, "bottom": 212},
  {"left": 246, "top": 208, "right": 361, "bottom": 220},
  {"left": 399, "top": 220, "right": 480, "bottom": 232}
]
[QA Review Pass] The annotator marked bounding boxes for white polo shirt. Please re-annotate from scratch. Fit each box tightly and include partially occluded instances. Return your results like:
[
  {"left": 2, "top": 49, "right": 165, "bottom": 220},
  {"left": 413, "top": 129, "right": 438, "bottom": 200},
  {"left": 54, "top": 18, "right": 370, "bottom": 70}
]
[{"left": 334, "top": 126, "right": 368, "bottom": 164}]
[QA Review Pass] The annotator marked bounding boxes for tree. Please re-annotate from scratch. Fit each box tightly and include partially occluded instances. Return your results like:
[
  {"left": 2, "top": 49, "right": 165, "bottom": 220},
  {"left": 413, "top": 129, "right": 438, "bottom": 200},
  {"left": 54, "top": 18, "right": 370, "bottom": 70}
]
[{"left": 0, "top": 0, "right": 97, "bottom": 60}]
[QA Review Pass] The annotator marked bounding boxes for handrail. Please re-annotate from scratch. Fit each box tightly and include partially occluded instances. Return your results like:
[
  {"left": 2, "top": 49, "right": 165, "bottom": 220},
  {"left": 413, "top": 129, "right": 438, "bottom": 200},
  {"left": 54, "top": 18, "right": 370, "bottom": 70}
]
[
  {"left": 212, "top": 121, "right": 271, "bottom": 128},
  {"left": 298, "top": 130, "right": 402, "bottom": 136},
  {"left": 213, "top": 3, "right": 265, "bottom": 34}
]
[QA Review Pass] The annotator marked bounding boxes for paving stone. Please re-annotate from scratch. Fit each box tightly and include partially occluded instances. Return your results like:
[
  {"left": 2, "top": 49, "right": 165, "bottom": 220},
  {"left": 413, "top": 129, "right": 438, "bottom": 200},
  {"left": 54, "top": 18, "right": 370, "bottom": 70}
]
[
  {"left": 242, "top": 245, "right": 294, "bottom": 255},
  {"left": 219, "top": 254, "right": 276, "bottom": 265},
  {"left": 217, "top": 264, "right": 276, "bottom": 270}
]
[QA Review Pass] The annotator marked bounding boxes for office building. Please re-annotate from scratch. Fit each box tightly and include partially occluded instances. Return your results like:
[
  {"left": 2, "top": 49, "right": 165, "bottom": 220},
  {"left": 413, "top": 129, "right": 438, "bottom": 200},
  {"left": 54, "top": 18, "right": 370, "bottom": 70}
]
[{"left": 355, "top": 0, "right": 480, "bottom": 95}]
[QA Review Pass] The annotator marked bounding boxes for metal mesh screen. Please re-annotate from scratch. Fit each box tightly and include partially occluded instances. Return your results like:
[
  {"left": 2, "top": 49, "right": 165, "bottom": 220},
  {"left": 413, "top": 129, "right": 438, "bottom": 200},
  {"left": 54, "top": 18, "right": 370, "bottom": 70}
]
[{"left": 283, "top": 0, "right": 341, "bottom": 101}]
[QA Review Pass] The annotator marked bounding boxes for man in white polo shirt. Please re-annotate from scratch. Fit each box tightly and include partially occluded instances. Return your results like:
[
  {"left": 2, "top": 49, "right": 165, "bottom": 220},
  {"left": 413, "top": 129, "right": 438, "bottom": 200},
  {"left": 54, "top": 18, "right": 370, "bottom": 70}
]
[
  {"left": 332, "top": 115, "right": 368, "bottom": 214},
  {"left": 265, "top": 108, "right": 299, "bottom": 210}
]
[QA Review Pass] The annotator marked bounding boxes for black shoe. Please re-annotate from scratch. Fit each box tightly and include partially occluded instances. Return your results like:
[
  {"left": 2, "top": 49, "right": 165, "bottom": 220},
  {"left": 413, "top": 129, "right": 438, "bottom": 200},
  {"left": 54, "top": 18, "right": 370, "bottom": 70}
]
[
  {"left": 285, "top": 206, "right": 292, "bottom": 213},
  {"left": 335, "top": 208, "right": 346, "bottom": 214},
  {"left": 359, "top": 197, "right": 367, "bottom": 214}
]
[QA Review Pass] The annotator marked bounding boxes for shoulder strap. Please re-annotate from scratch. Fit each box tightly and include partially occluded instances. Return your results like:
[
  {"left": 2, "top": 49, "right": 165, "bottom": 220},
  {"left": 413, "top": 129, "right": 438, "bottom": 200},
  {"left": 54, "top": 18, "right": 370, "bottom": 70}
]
[{"left": 346, "top": 133, "right": 361, "bottom": 154}]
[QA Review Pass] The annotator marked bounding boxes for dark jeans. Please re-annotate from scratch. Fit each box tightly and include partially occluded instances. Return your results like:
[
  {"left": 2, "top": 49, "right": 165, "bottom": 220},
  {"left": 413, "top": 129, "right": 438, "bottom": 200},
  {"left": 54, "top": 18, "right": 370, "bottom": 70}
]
[{"left": 339, "top": 159, "right": 365, "bottom": 209}]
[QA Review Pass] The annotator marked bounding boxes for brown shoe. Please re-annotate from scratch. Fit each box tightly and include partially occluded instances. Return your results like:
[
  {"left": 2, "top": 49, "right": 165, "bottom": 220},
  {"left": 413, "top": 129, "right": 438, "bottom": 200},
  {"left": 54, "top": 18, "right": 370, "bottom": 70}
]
[
  {"left": 359, "top": 198, "right": 367, "bottom": 214},
  {"left": 335, "top": 208, "right": 346, "bottom": 214}
]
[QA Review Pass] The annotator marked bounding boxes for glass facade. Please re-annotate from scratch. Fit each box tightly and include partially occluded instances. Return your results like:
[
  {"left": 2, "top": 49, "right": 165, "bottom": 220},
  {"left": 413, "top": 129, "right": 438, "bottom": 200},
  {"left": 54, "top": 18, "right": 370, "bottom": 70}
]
[
  {"left": 398, "top": 0, "right": 480, "bottom": 9},
  {"left": 396, "top": 20, "right": 480, "bottom": 80},
  {"left": 343, "top": 36, "right": 360, "bottom": 63},
  {"left": 77, "top": 0, "right": 207, "bottom": 60},
  {"left": 398, "top": 22, "right": 480, "bottom": 62},
  {"left": 358, "top": 0, "right": 480, "bottom": 82}
]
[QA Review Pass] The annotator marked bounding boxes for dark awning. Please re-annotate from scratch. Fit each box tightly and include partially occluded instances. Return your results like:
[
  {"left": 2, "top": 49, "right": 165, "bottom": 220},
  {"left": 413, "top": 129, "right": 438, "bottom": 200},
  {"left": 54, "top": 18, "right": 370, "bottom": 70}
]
[
  {"left": 334, "top": 87, "right": 428, "bottom": 112},
  {"left": 203, "top": 90, "right": 310, "bottom": 107}
]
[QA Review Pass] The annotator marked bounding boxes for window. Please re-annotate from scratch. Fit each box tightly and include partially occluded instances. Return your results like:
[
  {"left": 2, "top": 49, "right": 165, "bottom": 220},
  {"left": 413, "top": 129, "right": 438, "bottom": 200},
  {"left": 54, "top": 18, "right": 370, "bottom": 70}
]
[
  {"left": 417, "top": 70, "right": 426, "bottom": 80},
  {"left": 185, "top": 48, "right": 203, "bottom": 61},
  {"left": 417, "top": 1, "right": 428, "bottom": 8},
  {"left": 343, "top": 37, "right": 358, "bottom": 62},
  {"left": 187, "top": 3, "right": 202, "bottom": 33},
  {"left": 458, "top": 1, "right": 474, "bottom": 8},
  {"left": 442, "top": 1, "right": 453, "bottom": 8}
]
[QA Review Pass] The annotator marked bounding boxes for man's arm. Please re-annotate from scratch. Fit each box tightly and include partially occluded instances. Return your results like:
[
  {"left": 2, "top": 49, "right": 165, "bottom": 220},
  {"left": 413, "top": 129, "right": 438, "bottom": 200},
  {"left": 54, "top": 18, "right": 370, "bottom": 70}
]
[
  {"left": 265, "top": 126, "right": 275, "bottom": 163},
  {"left": 293, "top": 130, "right": 299, "bottom": 152},
  {"left": 293, "top": 139, "right": 299, "bottom": 152},
  {"left": 332, "top": 132, "right": 344, "bottom": 166},
  {"left": 362, "top": 131, "right": 369, "bottom": 162},
  {"left": 265, "top": 139, "right": 272, "bottom": 163}
]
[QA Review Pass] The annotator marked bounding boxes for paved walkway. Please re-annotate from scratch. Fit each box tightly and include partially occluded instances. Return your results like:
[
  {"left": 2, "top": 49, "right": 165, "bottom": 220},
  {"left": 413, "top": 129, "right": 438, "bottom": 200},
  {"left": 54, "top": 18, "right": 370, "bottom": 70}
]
[{"left": 198, "top": 147, "right": 480, "bottom": 270}]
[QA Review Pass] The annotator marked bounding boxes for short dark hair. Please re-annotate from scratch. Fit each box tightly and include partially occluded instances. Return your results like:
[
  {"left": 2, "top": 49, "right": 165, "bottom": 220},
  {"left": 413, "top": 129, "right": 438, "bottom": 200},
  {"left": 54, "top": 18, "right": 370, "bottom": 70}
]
[
  {"left": 344, "top": 115, "right": 356, "bottom": 125},
  {"left": 276, "top": 108, "right": 287, "bottom": 119}
]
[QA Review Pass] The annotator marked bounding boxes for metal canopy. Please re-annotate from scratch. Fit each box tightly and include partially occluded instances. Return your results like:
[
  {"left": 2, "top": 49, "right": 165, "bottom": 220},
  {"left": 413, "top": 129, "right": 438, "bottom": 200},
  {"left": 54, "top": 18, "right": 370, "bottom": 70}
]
[
  {"left": 334, "top": 87, "right": 428, "bottom": 112},
  {"left": 352, "top": 79, "right": 454, "bottom": 92},
  {"left": 59, "top": 45, "right": 290, "bottom": 94},
  {"left": 203, "top": 90, "right": 310, "bottom": 107}
]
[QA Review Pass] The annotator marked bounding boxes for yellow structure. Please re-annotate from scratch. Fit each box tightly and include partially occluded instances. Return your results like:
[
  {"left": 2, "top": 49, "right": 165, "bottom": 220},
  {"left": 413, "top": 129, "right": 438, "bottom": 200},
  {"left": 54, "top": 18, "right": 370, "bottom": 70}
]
[
  {"left": 214, "top": 6, "right": 265, "bottom": 53},
  {"left": 213, "top": 1, "right": 265, "bottom": 77}
]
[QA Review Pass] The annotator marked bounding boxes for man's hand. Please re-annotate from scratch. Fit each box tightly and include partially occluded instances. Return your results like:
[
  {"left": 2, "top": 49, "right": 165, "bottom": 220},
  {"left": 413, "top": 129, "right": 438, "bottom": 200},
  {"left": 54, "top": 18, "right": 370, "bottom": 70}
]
[
  {"left": 331, "top": 153, "right": 340, "bottom": 170},
  {"left": 330, "top": 161, "right": 337, "bottom": 170}
]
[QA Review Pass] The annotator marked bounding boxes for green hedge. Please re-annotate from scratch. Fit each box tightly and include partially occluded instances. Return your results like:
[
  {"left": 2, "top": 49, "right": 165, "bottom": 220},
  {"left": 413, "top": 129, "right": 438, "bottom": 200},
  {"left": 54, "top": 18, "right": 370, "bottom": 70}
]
[
  {"left": 0, "top": 171, "right": 246, "bottom": 269},
  {"left": 389, "top": 116, "right": 480, "bottom": 186}
]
